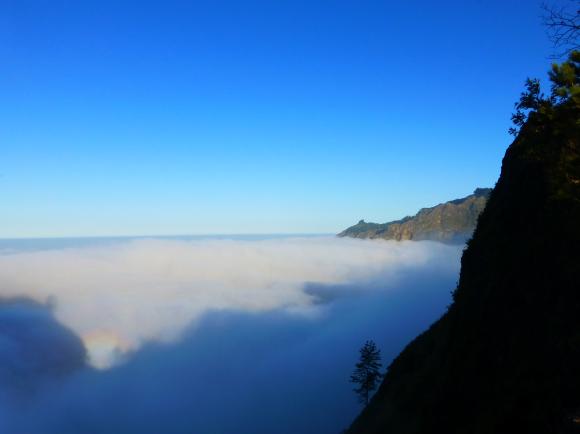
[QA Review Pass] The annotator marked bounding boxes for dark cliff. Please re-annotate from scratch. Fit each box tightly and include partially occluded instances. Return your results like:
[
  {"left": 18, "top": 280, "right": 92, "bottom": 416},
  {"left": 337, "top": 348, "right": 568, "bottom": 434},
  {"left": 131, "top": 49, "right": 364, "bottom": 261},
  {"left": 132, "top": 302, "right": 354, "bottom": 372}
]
[{"left": 347, "top": 56, "right": 580, "bottom": 434}]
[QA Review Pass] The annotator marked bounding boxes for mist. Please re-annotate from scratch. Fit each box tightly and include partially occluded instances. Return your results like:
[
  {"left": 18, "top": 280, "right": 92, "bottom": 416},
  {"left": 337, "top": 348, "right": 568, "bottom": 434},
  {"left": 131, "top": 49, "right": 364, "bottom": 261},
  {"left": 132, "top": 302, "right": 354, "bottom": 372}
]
[{"left": 0, "top": 236, "right": 462, "bottom": 433}]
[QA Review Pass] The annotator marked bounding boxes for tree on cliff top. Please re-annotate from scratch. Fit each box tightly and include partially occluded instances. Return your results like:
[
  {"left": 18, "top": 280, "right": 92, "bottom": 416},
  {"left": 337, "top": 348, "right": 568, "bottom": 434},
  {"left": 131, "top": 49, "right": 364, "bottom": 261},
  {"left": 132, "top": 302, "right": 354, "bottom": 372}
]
[{"left": 509, "top": 50, "right": 579, "bottom": 136}]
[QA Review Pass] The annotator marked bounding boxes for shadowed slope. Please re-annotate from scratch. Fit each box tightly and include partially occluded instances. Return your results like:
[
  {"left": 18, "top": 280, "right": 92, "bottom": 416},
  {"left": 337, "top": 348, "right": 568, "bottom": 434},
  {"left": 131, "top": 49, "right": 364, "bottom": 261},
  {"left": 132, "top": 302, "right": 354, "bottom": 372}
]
[{"left": 347, "top": 63, "right": 580, "bottom": 434}]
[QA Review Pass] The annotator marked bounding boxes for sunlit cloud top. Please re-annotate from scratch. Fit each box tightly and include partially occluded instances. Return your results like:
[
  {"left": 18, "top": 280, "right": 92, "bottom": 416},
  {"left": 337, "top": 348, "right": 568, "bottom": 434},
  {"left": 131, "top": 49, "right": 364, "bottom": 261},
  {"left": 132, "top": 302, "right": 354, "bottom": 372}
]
[{"left": 0, "top": 237, "right": 460, "bottom": 368}]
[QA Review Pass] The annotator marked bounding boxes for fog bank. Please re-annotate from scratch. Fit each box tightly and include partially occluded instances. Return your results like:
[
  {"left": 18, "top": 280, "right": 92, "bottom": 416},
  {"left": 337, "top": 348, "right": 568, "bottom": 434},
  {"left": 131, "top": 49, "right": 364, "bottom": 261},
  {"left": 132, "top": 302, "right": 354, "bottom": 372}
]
[
  {"left": 0, "top": 237, "right": 459, "bottom": 368},
  {"left": 0, "top": 237, "right": 462, "bottom": 434}
]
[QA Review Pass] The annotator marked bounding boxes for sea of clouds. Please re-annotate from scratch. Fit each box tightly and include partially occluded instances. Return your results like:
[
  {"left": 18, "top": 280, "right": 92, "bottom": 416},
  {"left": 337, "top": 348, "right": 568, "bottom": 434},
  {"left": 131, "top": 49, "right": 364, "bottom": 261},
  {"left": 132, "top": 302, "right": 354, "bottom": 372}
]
[{"left": 0, "top": 236, "right": 462, "bottom": 434}]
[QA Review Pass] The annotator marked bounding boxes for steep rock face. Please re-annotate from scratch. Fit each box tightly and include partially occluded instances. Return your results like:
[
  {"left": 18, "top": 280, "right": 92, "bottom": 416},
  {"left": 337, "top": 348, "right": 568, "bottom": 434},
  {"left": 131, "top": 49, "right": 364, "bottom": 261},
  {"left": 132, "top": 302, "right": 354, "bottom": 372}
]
[
  {"left": 338, "top": 189, "right": 491, "bottom": 244},
  {"left": 346, "top": 100, "right": 580, "bottom": 433}
]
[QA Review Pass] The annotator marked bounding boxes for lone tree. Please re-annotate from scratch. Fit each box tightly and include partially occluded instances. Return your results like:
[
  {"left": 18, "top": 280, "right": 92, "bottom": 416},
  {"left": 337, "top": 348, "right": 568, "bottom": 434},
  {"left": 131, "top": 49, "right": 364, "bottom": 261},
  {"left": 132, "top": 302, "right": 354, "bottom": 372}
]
[{"left": 350, "top": 340, "right": 382, "bottom": 406}]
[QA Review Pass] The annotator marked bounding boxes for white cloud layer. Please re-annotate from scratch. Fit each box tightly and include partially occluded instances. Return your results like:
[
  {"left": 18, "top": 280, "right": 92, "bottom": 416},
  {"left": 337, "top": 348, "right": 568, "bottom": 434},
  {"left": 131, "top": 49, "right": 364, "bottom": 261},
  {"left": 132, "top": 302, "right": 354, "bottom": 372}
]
[{"left": 0, "top": 237, "right": 461, "bottom": 368}]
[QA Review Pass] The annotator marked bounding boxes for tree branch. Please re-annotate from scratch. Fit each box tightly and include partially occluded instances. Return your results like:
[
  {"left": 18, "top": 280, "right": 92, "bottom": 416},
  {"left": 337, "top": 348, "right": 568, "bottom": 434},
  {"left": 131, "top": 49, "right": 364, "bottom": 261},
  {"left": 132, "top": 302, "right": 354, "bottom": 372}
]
[{"left": 541, "top": 1, "right": 580, "bottom": 57}]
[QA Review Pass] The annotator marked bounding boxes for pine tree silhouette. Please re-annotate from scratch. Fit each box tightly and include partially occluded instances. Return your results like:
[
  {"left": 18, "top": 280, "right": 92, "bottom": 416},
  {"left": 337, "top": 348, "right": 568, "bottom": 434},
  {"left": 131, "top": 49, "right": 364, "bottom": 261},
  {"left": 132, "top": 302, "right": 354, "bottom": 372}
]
[{"left": 350, "top": 340, "right": 382, "bottom": 406}]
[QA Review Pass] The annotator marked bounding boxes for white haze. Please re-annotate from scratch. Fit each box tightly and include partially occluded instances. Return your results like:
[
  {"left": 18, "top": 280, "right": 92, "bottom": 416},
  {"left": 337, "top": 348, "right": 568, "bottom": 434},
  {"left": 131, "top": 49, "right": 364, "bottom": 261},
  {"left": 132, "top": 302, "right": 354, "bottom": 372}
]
[
  {"left": 0, "top": 236, "right": 460, "bottom": 368},
  {"left": 0, "top": 236, "right": 464, "bottom": 434}
]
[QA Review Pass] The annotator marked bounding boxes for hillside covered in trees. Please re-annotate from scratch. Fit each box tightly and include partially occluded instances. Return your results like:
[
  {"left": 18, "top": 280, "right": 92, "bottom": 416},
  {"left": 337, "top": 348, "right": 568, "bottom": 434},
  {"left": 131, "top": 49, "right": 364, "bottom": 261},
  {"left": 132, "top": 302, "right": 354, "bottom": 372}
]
[{"left": 346, "top": 52, "right": 580, "bottom": 434}]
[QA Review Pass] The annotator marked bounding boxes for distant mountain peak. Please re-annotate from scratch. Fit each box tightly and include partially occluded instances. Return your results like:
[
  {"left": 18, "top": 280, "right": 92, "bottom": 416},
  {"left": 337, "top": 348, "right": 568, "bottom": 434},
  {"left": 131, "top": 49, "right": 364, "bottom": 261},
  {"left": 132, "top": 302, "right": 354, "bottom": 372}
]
[{"left": 338, "top": 188, "right": 491, "bottom": 244}]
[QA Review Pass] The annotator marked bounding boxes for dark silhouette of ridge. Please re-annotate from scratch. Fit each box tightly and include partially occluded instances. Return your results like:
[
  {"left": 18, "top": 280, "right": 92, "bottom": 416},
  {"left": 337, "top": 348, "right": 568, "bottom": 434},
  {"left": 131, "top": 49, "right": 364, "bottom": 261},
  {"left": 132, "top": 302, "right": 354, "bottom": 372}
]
[{"left": 346, "top": 55, "right": 580, "bottom": 434}]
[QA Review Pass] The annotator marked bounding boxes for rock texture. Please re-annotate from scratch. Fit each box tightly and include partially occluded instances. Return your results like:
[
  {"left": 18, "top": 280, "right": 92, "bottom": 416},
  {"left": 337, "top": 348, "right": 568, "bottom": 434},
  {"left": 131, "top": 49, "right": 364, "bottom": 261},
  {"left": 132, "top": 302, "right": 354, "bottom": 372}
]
[{"left": 338, "top": 188, "right": 491, "bottom": 244}]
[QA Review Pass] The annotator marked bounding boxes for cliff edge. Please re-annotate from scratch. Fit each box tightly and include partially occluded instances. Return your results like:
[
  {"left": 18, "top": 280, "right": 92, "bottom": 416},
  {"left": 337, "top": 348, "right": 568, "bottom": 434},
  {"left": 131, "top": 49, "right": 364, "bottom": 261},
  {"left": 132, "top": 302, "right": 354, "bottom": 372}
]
[{"left": 346, "top": 54, "right": 580, "bottom": 434}]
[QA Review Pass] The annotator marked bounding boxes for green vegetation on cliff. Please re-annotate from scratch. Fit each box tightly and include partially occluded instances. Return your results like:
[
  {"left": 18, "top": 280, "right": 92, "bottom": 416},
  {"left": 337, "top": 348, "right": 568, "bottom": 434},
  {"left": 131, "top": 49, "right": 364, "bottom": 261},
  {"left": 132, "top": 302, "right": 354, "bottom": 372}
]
[
  {"left": 338, "top": 188, "right": 491, "bottom": 244},
  {"left": 346, "top": 52, "right": 580, "bottom": 434}
]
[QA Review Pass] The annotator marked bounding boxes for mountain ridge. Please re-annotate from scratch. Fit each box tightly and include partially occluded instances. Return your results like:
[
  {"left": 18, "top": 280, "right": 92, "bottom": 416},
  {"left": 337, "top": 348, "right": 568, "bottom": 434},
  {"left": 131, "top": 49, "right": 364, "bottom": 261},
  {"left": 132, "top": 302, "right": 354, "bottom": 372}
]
[
  {"left": 345, "top": 54, "right": 580, "bottom": 434},
  {"left": 338, "top": 188, "right": 491, "bottom": 244}
]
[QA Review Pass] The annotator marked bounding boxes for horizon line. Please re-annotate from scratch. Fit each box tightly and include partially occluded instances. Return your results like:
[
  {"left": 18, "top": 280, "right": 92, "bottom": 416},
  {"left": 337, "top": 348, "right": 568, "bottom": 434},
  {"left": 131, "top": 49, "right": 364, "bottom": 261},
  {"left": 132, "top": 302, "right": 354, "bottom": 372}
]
[{"left": 0, "top": 232, "right": 336, "bottom": 241}]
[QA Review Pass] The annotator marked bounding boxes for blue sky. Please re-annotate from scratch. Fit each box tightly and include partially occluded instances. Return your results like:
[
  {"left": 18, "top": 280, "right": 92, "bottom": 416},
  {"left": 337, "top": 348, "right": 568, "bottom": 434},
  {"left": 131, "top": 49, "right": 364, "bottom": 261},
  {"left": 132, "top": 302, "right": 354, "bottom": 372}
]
[{"left": 0, "top": 0, "right": 557, "bottom": 237}]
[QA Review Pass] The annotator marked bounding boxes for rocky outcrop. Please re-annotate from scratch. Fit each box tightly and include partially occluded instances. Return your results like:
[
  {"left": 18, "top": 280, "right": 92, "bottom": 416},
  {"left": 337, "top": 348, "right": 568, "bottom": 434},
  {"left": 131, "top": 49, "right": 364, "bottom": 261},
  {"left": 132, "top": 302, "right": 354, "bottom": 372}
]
[
  {"left": 338, "top": 188, "right": 491, "bottom": 244},
  {"left": 345, "top": 61, "right": 580, "bottom": 434}
]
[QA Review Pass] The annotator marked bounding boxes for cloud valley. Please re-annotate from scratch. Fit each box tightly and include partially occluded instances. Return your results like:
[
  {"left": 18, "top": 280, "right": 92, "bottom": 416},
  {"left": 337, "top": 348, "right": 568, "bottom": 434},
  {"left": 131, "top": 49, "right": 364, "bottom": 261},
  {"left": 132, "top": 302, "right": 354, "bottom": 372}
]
[{"left": 0, "top": 236, "right": 462, "bottom": 434}]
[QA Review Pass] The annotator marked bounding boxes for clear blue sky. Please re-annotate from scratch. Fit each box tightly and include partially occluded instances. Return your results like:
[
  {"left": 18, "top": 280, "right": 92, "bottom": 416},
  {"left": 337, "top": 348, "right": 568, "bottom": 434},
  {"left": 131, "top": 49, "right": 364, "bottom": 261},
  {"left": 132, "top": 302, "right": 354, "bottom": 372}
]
[{"left": 0, "top": 0, "right": 557, "bottom": 237}]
